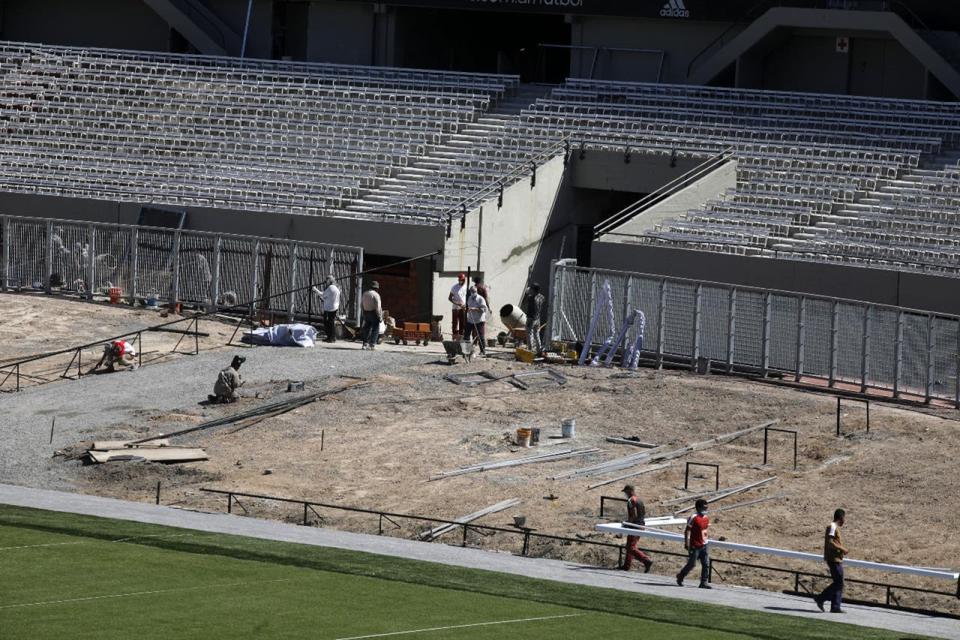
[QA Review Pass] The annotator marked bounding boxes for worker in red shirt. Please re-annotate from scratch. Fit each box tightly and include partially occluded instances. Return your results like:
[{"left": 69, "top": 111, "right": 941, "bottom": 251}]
[
  {"left": 621, "top": 485, "right": 653, "bottom": 573},
  {"left": 676, "top": 498, "right": 711, "bottom": 588}
]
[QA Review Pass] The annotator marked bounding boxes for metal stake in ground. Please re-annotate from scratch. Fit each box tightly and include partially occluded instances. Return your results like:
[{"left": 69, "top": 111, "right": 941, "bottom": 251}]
[{"left": 49, "top": 416, "right": 55, "bottom": 444}]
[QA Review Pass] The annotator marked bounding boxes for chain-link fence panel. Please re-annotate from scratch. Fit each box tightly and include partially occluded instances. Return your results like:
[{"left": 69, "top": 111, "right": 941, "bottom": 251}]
[
  {"left": 733, "top": 290, "right": 764, "bottom": 367},
  {"left": 867, "top": 307, "right": 897, "bottom": 390},
  {"left": 178, "top": 232, "right": 215, "bottom": 306},
  {"left": 50, "top": 221, "right": 89, "bottom": 293},
  {"left": 769, "top": 294, "right": 798, "bottom": 372},
  {"left": 699, "top": 285, "right": 730, "bottom": 362},
  {"left": 802, "top": 299, "right": 833, "bottom": 378},
  {"left": 836, "top": 303, "right": 865, "bottom": 385},
  {"left": 92, "top": 225, "right": 132, "bottom": 294},
  {"left": 218, "top": 236, "right": 256, "bottom": 309},
  {"left": 662, "top": 281, "right": 695, "bottom": 357},
  {"left": 900, "top": 313, "right": 930, "bottom": 397},
  {"left": 7, "top": 219, "right": 45, "bottom": 289},
  {"left": 548, "top": 264, "right": 959, "bottom": 404},
  {"left": 135, "top": 228, "right": 176, "bottom": 301}
]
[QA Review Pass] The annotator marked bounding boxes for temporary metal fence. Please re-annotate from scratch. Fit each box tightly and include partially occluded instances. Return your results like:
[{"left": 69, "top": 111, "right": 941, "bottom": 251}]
[
  {"left": 549, "top": 261, "right": 960, "bottom": 406},
  {"left": 196, "top": 487, "right": 960, "bottom": 615},
  {"left": 0, "top": 214, "right": 363, "bottom": 323}
]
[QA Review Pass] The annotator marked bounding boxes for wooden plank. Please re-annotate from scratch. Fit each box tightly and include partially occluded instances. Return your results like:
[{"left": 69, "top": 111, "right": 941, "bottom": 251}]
[
  {"left": 87, "top": 448, "right": 208, "bottom": 463},
  {"left": 418, "top": 498, "right": 521, "bottom": 542},
  {"left": 90, "top": 439, "right": 171, "bottom": 450}
]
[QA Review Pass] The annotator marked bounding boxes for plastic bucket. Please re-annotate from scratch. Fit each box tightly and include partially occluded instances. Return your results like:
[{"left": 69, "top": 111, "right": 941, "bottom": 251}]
[
  {"left": 516, "top": 427, "right": 532, "bottom": 447},
  {"left": 561, "top": 418, "right": 576, "bottom": 438},
  {"left": 530, "top": 427, "right": 541, "bottom": 444},
  {"left": 146, "top": 295, "right": 158, "bottom": 309},
  {"left": 108, "top": 287, "right": 122, "bottom": 304}
]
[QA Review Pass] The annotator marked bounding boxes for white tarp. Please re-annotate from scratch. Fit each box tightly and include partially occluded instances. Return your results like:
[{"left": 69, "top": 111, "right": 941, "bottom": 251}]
[{"left": 244, "top": 324, "right": 318, "bottom": 347}]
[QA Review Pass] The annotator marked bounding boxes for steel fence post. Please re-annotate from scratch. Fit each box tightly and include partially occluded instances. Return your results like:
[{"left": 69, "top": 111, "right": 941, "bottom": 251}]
[
  {"left": 860, "top": 305, "right": 871, "bottom": 393},
  {"left": 249, "top": 240, "right": 260, "bottom": 317},
  {"left": 129, "top": 226, "right": 139, "bottom": 303},
  {"left": 893, "top": 311, "right": 904, "bottom": 398},
  {"left": 287, "top": 240, "right": 298, "bottom": 322},
  {"left": 692, "top": 283, "right": 702, "bottom": 371},
  {"left": 829, "top": 300, "right": 839, "bottom": 387},
  {"left": 169, "top": 229, "right": 181, "bottom": 307},
  {"left": 1, "top": 216, "right": 9, "bottom": 292},
  {"left": 86, "top": 223, "right": 96, "bottom": 301},
  {"left": 657, "top": 279, "right": 666, "bottom": 369},
  {"left": 925, "top": 314, "right": 934, "bottom": 403},
  {"left": 44, "top": 220, "right": 53, "bottom": 294},
  {"left": 761, "top": 292, "right": 771, "bottom": 376},
  {"left": 727, "top": 287, "right": 736, "bottom": 372},
  {"left": 795, "top": 296, "right": 806, "bottom": 382},
  {"left": 210, "top": 235, "right": 222, "bottom": 313}
]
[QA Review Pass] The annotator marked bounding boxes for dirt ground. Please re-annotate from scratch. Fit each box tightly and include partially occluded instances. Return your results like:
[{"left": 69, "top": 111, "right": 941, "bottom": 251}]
[
  {"left": 6, "top": 293, "right": 959, "bottom": 614},
  {"left": 0, "top": 293, "right": 238, "bottom": 389}
]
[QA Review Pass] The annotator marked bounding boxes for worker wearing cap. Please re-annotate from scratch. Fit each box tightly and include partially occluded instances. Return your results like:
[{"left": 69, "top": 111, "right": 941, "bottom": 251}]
[
  {"left": 361, "top": 281, "right": 382, "bottom": 350},
  {"left": 312, "top": 274, "right": 340, "bottom": 343},
  {"left": 621, "top": 485, "right": 653, "bottom": 573},
  {"left": 677, "top": 498, "right": 711, "bottom": 588},
  {"left": 210, "top": 355, "right": 245, "bottom": 403},
  {"left": 448, "top": 273, "right": 467, "bottom": 340}
]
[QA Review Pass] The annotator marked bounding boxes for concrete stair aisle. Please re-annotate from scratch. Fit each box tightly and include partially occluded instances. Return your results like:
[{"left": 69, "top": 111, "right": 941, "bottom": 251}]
[{"left": 343, "top": 83, "right": 558, "bottom": 217}]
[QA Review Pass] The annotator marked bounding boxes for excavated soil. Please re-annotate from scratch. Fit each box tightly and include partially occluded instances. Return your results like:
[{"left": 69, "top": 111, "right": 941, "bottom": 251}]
[{"left": 5, "top": 294, "right": 959, "bottom": 614}]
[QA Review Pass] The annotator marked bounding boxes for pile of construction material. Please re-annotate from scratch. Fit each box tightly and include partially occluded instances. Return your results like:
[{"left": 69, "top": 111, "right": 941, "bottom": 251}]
[{"left": 85, "top": 439, "right": 207, "bottom": 464}]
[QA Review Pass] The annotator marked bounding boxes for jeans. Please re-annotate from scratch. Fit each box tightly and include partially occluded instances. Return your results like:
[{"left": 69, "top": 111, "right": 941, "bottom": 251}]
[
  {"left": 323, "top": 310, "right": 337, "bottom": 343},
  {"left": 678, "top": 546, "right": 710, "bottom": 586},
  {"left": 526, "top": 319, "right": 542, "bottom": 353},
  {"left": 361, "top": 310, "right": 380, "bottom": 347},
  {"left": 466, "top": 321, "right": 486, "bottom": 354},
  {"left": 819, "top": 562, "right": 844, "bottom": 610}
]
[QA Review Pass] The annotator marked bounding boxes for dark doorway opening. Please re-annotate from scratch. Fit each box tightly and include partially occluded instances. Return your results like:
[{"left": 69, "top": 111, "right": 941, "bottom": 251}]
[{"left": 393, "top": 8, "right": 570, "bottom": 82}]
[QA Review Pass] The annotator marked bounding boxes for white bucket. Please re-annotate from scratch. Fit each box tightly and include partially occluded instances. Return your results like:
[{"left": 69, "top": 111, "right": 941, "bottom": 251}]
[{"left": 561, "top": 418, "right": 576, "bottom": 438}]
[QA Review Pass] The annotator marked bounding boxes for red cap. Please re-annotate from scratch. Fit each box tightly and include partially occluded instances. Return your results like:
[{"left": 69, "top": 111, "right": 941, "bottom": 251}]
[{"left": 457, "top": 273, "right": 466, "bottom": 282}]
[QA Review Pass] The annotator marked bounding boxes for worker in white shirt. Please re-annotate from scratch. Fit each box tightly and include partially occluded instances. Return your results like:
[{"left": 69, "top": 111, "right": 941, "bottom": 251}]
[
  {"left": 448, "top": 273, "right": 467, "bottom": 340},
  {"left": 465, "top": 286, "right": 488, "bottom": 356},
  {"left": 312, "top": 275, "right": 340, "bottom": 343},
  {"left": 360, "top": 281, "right": 382, "bottom": 350}
]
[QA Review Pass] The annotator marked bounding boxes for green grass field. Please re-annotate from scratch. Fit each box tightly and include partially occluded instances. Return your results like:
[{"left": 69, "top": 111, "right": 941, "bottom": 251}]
[{"left": 0, "top": 505, "right": 932, "bottom": 640}]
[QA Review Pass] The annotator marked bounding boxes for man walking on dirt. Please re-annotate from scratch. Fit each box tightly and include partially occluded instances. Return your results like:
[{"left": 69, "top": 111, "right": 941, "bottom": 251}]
[
  {"left": 621, "top": 484, "right": 653, "bottom": 573},
  {"left": 677, "top": 498, "right": 711, "bottom": 588},
  {"left": 815, "top": 508, "right": 849, "bottom": 613}
]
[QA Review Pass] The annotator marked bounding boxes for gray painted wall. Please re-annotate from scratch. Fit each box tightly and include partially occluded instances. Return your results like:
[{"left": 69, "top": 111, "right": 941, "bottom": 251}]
[
  {"left": 0, "top": 0, "right": 172, "bottom": 51},
  {"left": 0, "top": 191, "right": 445, "bottom": 257},
  {"left": 592, "top": 241, "right": 960, "bottom": 316},
  {"left": 306, "top": 0, "right": 374, "bottom": 64},
  {"left": 760, "top": 32, "right": 926, "bottom": 98},
  {"left": 570, "top": 151, "right": 702, "bottom": 194},
  {"left": 570, "top": 16, "right": 741, "bottom": 83}
]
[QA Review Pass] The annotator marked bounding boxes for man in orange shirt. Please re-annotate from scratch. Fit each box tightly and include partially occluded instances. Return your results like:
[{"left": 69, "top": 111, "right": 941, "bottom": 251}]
[
  {"left": 677, "top": 498, "right": 711, "bottom": 588},
  {"left": 815, "top": 509, "right": 849, "bottom": 613},
  {"left": 621, "top": 485, "right": 653, "bottom": 573}
]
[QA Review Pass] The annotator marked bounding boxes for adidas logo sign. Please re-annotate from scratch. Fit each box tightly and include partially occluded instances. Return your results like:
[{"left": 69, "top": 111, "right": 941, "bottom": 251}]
[{"left": 660, "top": 0, "right": 690, "bottom": 18}]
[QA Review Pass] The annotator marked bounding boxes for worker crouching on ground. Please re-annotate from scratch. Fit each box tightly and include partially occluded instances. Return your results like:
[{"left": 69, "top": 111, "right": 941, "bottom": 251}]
[
  {"left": 209, "top": 355, "right": 245, "bottom": 403},
  {"left": 621, "top": 484, "right": 653, "bottom": 573},
  {"left": 91, "top": 339, "right": 138, "bottom": 373},
  {"left": 677, "top": 498, "right": 711, "bottom": 588}
]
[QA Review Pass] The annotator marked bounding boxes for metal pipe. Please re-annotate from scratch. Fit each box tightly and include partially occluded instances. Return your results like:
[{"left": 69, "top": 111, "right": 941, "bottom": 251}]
[{"left": 240, "top": 0, "right": 254, "bottom": 59}]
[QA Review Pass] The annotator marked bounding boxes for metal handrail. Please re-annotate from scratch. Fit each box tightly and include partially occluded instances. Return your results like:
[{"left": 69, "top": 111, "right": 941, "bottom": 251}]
[
  {"left": 196, "top": 487, "right": 960, "bottom": 614},
  {"left": 438, "top": 135, "right": 572, "bottom": 226},
  {"left": 593, "top": 147, "right": 735, "bottom": 239}
]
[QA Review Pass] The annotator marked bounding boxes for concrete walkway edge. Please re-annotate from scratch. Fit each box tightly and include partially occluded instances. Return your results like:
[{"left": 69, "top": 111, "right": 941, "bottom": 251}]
[{"left": 0, "top": 484, "right": 955, "bottom": 639}]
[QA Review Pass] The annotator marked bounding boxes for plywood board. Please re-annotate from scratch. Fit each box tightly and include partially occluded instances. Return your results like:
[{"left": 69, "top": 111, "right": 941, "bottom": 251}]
[{"left": 88, "top": 448, "right": 207, "bottom": 463}]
